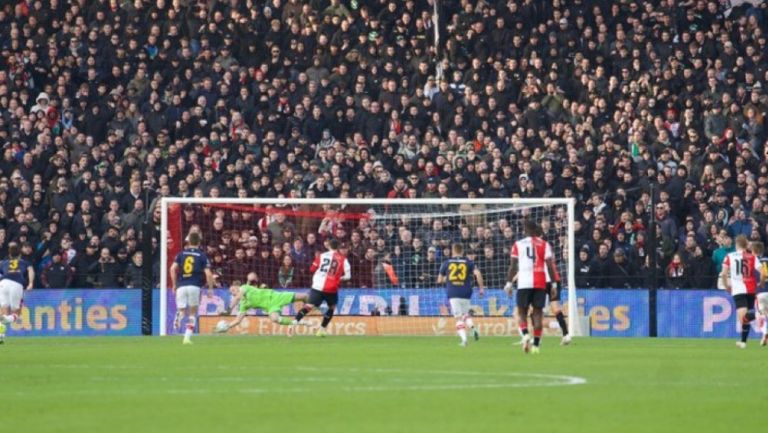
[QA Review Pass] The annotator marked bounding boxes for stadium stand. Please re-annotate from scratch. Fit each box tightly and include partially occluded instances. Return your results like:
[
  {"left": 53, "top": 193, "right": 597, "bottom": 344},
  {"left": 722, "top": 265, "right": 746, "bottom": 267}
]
[{"left": 1, "top": 0, "right": 767, "bottom": 289}]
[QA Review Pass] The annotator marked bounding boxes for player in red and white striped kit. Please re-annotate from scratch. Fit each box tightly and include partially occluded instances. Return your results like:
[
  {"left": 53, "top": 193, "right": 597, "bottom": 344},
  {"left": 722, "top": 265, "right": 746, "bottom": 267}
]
[
  {"left": 293, "top": 239, "right": 351, "bottom": 337},
  {"left": 721, "top": 235, "right": 764, "bottom": 348},
  {"left": 504, "top": 219, "right": 559, "bottom": 354}
]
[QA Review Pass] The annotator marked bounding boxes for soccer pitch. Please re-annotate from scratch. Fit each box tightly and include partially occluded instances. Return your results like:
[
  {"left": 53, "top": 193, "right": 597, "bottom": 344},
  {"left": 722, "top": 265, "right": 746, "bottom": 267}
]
[{"left": 2, "top": 337, "right": 764, "bottom": 433}]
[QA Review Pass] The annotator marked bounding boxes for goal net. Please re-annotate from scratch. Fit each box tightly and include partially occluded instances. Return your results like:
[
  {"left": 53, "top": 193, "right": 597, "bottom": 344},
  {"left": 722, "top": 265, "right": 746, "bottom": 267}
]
[{"left": 159, "top": 198, "right": 581, "bottom": 337}]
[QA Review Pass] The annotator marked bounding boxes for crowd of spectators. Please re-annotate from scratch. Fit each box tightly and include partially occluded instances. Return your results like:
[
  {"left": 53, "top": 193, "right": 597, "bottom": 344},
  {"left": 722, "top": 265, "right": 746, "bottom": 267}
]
[{"left": 1, "top": 0, "right": 768, "bottom": 289}]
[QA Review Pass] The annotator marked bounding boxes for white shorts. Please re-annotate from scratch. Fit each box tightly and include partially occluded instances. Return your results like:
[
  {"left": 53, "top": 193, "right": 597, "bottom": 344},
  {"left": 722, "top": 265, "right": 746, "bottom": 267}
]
[
  {"left": 449, "top": 298, "right": 471, "bottom": 318},
  {"left": 757, "top": 293, "right": 768, "bottom": 314},
  {"left": 176, "top": 285, "right": 201, "bottom": 309},
  {"left": 0, "top": 280, "right": 24, "bottom": 309}
]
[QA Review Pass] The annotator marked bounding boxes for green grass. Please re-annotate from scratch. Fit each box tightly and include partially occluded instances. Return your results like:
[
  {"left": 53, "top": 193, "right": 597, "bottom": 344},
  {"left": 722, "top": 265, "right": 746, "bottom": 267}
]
[{"left": 1, "top": 336, "right": 766, "bottom": 433}]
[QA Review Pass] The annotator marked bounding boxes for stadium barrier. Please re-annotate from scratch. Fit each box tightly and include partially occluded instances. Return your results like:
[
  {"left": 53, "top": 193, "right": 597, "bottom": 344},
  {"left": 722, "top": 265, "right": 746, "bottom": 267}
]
[{"left": 7, "top": 288, "right": 763, "bottom": 338}]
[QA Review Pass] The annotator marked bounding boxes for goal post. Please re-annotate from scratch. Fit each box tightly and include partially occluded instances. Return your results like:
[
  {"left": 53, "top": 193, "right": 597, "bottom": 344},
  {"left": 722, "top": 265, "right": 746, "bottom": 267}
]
[{"left": 159, "top": 198, "right": 582, "bottom": 337}]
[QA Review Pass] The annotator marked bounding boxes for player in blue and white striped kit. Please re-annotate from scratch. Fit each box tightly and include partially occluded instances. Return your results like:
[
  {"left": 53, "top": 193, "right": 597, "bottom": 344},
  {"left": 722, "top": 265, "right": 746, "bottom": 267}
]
[
  {"left": 437, "top": 244, "right": 485, "bottom": 347},
  {"left": 0, "top": 242, "right": 35, "bottom": 344}
]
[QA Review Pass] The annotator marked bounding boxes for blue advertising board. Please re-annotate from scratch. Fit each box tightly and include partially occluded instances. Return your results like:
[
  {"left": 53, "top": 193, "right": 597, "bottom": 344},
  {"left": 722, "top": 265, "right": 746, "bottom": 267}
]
[
  {"left": 657, "top": 290, "right": 762, "bottom": 338},
  {"left": 568, "top": 289, "right": 650, "bottom": 337},
  {"left": 11, "top": 288, "right": 755, "bottom": 338},
  {"left": 6, "top": 289, "right": 142, "bottom": 336}
]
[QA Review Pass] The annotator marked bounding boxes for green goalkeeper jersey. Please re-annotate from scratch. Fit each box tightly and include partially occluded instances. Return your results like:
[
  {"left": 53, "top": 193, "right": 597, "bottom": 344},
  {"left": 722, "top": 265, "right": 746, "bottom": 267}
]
[{"left": 238, "top": 284, "right": 296, "bottom": 313}]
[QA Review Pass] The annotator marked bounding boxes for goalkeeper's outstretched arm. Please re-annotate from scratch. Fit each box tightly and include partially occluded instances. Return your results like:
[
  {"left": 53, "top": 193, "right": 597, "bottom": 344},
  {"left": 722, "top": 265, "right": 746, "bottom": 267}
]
[
  {"left": 224, "top": 311, "right": 247, "bottom": 331},
  {"left": 222, "top": 283, "right": 246, "bottom": 331}
]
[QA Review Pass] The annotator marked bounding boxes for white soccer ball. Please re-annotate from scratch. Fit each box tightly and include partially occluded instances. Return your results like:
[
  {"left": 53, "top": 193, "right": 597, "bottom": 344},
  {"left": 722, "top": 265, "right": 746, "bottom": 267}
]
[{"left": 215, "top": 320, "right": 229, "bottom": 333}]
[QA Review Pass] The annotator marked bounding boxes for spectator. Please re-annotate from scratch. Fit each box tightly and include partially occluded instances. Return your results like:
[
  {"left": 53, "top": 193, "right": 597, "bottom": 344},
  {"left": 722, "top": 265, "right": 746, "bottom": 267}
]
[
  {"left": 0, "top": 0, "right": 761, "bottom": 292},
  {"left": 71, "top": 243, "right": 99, "bottom": 288},
  {"left": 712, "top": 232, "right": 735, "bottom": 275},
  {"left": 124, "top": 252, "right": 144, "bottom": 289},
  {"left": 477, "top": 245, "right": 505, "bottom": 289},
  {"left": 689, "top": 246, "right": 716, "bottom": 289},
  {"left": 665, "top": 254, "right": 690, "bottom": 289},
  {"left": 374, "top": 253, "right": 400, "bottom": 289},
  {"left": 41, "top": 253, "right": 73, "bottom": 289},
  {"left": 591, "top": 244, "right": 613, "bottom": 288},
  {"left": 607, "top": 249, "right": 638, "bottom": 289},
  {"left": 97, "top": 248, "right": 121, "bottom": 288},
  {"left": 277, "top": 255, "right": 296, "bottom": 289},
  {"left": 353, "top": 248, "right": 377, "bottom": 289},
  {"left": 576, "top": 247, "right": 595, "bottom": 288}
]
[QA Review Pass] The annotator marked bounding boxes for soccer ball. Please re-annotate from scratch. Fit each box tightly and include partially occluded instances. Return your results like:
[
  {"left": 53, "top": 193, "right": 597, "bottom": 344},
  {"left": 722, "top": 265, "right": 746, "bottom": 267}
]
[{"left": 215, "top": 320, "right": 229, "bottom": 333}]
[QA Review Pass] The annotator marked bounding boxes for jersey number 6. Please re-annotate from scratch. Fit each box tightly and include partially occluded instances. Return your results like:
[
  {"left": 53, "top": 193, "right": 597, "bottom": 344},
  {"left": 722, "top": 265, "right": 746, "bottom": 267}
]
[{"left": 183, "top": 256, "right": 195, "bottom": 275}]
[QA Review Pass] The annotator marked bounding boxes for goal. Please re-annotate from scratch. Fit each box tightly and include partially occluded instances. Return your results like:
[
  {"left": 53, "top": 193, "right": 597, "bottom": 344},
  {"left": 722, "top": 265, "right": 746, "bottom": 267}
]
[{"left": 159, "top": 198, "right": 581, "bottom": 337}]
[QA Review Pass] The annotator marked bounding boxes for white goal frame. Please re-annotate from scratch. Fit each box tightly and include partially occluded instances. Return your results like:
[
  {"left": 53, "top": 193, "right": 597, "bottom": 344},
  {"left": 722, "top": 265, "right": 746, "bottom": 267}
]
[{"left": 159, "top": 197, "right": 579, "bottom": 336}]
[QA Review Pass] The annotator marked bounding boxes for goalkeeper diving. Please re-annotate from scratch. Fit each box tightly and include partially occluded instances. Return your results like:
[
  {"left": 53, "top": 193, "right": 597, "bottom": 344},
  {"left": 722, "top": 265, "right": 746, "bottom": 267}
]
[{"left": 216, "top": 272, "right": 312, "bottom": 333}]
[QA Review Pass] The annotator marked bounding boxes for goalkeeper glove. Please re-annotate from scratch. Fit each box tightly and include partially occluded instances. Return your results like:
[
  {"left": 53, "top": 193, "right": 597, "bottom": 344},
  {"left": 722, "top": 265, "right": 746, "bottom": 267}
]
[{"left": 503, "top": 281, "right": 514, "bottom": 296}]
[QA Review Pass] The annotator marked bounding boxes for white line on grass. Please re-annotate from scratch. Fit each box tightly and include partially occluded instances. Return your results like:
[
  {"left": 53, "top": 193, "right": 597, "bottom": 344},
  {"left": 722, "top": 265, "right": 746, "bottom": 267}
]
[{"left": 12, "top": 368, "right": 586, "bottom": 397}]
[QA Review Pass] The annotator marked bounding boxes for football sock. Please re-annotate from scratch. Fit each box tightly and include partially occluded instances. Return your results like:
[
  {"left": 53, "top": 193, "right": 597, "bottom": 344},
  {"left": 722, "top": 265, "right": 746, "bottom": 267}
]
[
  {"left": 456, "top": 321, "right": 467, "bottom": 343},
  {"left": 519, "top": 320, "right": 528, "bottom": 336},
  {"left": 533, "top": 329, "right": 542, "bottom": 347},
  {"left": 741, "top": 323, "right": 750, "bottom": 343},
  {"left": 464, "top": 315, "right": 475, "bottom": 331},
  {"left": 320, "top": 309, "right": 334, "bottom": 328},
  {"left": 279, "top": 317, "right": 292, "bottom": 326},
  {"left": 1, "top": 314, "right": 17, "bottom": 324},
  {"left": 294, "top": 306, "right": 312, "bottom": 322},
  {"left": 745, "top": 310, "right": 756, "bottom": 322},
  {"left": 183, "top": 316, "right": 196, "bottom": 339},
  {"left": 556, "top": 311, "right": 568, "bottom": 336}
]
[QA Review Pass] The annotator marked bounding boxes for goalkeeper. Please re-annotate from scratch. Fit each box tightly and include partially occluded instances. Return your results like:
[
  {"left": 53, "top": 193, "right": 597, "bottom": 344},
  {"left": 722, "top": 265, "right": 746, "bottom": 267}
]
[{"left": 217, "top": 272, "right": 311, "bottom": 333}]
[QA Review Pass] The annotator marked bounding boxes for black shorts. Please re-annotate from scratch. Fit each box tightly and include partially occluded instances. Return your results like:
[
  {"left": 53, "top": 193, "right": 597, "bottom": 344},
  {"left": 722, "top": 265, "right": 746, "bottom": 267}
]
[
  {"left": 733, "top": 293, "right": 756, "bottom": 310},
  {"left": 308, "top": 290, "right": 338, "bottom": 308},
  {"left": 516, "top": 288, "right": 547, "bottom": 310},
  {"left": 546, "top": 282, "right": 561, "bottom": 302}
]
